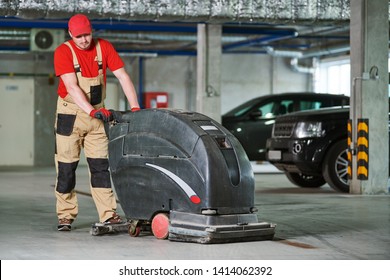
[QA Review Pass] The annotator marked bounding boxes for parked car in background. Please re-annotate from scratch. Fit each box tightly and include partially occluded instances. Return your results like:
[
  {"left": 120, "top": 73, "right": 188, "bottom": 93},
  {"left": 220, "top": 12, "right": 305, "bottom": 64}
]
[
  {"left": 222, "top": 92, "right": 349, "bottom": 161},
  {"left": 266, "top": 107, "right": 349, "bottom": 192},
  {"left": 265, "top": 106, "right": 390, "bottom": 193}
]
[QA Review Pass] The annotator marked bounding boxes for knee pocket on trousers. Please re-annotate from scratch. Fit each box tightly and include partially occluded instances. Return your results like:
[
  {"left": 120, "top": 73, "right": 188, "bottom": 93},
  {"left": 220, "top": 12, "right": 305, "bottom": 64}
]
[
  {"left": 87, "top": 158, "right": 111, "bottom": 188},
  {"left": 56, "top": 114, "right": 76, "bottom": 136},
  {"left": 56, "top": 161, "right": 79, "bottom": 193}
]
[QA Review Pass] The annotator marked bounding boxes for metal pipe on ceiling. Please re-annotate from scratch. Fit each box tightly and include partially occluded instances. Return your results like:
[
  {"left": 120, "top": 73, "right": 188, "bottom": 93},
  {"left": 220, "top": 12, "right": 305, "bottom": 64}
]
[
  {"left": 0, "top": 18, "right": 299, "bottom": 38},
  {"left": 223, "top": 32, "right": 297, "bottom": 52},
  {"left": 266, "top": 43, "right": 351, "bottom": 59},
  {"left": 97, "top": 31, "right": 248, "bottom": 43}
]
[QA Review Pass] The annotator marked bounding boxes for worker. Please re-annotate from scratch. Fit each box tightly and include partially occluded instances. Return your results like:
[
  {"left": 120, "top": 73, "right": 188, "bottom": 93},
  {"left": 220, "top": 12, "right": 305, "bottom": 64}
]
[{"left": 53, "top": 14, "right": 140, "bottom": 231}]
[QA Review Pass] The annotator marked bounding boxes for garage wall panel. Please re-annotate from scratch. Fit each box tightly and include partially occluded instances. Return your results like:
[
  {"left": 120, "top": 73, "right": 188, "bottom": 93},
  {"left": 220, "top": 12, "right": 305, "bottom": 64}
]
[{"left": 0, "top": 78, "right": 34, "bottom": 166}]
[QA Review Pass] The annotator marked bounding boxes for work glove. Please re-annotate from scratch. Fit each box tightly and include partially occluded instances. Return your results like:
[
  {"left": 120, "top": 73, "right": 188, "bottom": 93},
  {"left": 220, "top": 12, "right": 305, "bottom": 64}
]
[
  {"left": 131, "top": 107, "right": 141, "bottom": 112},
  {"left": 90, "top": 108, "right": 113, "bottom": 122}
]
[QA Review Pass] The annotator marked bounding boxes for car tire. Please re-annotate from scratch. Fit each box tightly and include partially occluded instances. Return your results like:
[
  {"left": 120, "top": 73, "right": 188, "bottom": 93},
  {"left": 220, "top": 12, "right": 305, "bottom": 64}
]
[
  {"left": 285, "top": 172, "right": 326, "bottom": 188},
  {"left": 322, "top": 139, "right": 350, "bottom": 193}
]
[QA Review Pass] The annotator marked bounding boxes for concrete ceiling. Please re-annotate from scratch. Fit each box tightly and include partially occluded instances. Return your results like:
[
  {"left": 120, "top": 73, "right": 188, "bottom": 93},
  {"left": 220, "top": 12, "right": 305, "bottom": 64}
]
[{"left": 0, "top": 0, "right": 385, "bottom": 59}]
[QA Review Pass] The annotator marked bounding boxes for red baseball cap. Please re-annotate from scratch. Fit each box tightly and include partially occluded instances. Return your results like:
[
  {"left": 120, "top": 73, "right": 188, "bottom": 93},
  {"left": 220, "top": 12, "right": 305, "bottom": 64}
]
[{"left": 68, "top": 14, "right": 92, "bottom": 37}]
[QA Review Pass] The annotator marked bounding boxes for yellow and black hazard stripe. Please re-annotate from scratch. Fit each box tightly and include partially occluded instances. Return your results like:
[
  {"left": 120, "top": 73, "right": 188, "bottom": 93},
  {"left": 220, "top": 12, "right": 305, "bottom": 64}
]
[
  {"left": 347, "top": 119, "right": 352, "bottom": 179},
  {"left": 357, "top": 119, "right": 369, "bottom": 180}
]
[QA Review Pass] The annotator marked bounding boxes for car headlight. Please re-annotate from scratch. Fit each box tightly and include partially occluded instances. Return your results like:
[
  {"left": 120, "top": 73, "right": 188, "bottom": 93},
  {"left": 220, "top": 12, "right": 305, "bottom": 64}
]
[{"left": 295, "top": 122, "right": 324, "bottom": 138}]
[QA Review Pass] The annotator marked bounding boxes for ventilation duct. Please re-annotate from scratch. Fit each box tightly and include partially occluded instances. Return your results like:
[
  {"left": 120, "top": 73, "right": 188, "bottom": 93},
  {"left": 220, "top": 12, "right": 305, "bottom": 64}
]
[
  {"left": 290, "top": 57, "right": 315, "bottom": 74},
  {"left": 266, "top": 43, "right": 350, "bottom": 59},
  {"left": 1, "top": 0, "right": 351, "bottom": 23}
]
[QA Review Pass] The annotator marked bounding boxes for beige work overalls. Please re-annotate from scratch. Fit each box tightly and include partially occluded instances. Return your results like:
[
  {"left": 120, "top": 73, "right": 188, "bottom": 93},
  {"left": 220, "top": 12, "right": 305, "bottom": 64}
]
[{"left": 54, "top": 40, "right": 117, "bottom": 223}]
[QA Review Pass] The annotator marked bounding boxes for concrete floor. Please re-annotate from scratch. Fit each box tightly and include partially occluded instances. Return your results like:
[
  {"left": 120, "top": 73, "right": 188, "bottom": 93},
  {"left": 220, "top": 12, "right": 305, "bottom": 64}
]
[{"left": 0, "top": 164, "right": 389, "bottom": 260}]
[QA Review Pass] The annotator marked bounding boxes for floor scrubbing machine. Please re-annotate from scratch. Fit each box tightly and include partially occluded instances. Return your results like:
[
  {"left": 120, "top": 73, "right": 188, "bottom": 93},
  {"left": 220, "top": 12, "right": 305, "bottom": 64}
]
[{"left": 100, "top": 109, "right": 275, "bottom": 244}]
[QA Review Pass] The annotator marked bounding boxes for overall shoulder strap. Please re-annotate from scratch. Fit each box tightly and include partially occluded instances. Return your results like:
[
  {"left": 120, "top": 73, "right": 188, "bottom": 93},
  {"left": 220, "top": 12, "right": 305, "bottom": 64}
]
[
  {"left": 95, "top": 40, "right": 103, "bottom": 72},
  {"left": 64, "top": 41, "right": 81, "bottom": 73}
]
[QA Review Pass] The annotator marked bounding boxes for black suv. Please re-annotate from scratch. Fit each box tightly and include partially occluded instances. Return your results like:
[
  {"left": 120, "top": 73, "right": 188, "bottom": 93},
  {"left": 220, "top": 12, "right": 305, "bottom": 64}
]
[
  {"left": 266, "top": 107, "right": 351, "bottom": 192},
  {"left": 266, "top": 106, "right": 390, "bottom": 193},
  {"left": 222, "top": 92, "right": 349, "bottom": 161}
]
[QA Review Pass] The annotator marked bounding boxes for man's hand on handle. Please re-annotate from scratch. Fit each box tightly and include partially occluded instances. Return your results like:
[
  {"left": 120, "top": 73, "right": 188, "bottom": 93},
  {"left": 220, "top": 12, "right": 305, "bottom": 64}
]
[{"left": 90, "top": 108, "right": 113, "bottom": 122}]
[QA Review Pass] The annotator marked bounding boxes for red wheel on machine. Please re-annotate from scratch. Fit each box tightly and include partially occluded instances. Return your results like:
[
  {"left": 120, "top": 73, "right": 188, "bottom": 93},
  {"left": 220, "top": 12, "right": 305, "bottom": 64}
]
[
  {"left": 151, "top": 213, "right": 169, "bottom": 239},
  {"left": 128, "top": 225, "right": 141, "bottom": 237}
]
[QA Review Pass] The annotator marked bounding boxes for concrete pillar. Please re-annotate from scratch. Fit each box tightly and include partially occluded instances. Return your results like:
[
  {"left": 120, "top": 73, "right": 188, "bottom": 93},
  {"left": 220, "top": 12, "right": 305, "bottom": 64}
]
[
  {"left": 349, "top": 0, "right": 389, "bottom": 194},
  {"left": 196, "top": 23, "right": 222, "bottom": 122}
]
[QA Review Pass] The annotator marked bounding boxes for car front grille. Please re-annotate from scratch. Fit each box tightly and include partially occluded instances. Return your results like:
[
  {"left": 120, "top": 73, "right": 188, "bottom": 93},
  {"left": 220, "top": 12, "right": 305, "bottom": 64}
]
[{"left": 273, "top": 122, "right": 295, "bottom": 137}]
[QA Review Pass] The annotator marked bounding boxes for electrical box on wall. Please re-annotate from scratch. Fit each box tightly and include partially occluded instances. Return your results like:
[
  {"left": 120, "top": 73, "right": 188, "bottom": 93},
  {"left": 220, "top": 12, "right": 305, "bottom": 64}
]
[
  {"left": 143, "top": 92, "right": 169, "bottom": 108},
  {"left": 30, "top": 28, "right": 65, "bottom": 52}
]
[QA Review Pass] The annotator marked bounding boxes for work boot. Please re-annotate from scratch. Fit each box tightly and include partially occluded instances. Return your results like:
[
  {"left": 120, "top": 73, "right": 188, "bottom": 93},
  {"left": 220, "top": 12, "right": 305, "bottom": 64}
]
[
  {"left": 103, "top": 212, "right": 123, "bottom": 224},
  {"left": 58, "top": 218, "right": 73, "bottom": 231}
]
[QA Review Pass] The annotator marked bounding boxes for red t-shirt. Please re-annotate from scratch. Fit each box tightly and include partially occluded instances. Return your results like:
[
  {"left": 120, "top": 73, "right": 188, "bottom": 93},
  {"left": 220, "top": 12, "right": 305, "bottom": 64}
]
[{"left": 54, "top": 38, "right": 125, "bottom": 98}]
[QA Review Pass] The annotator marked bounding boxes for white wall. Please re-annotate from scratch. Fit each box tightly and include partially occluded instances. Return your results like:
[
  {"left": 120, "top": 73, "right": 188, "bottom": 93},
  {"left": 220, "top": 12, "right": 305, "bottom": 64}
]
[
  {"left": 221, "top": 55, "right": 311, "bottom": 113},
  {"left": 142, "top": 54, "right": 311, "bottom": 114},
  {"left": 142, "top": 56, "right": 196, "bottom": 111},
  {"left": 0, "top": 78, "right": 34, "bottom": 166}
]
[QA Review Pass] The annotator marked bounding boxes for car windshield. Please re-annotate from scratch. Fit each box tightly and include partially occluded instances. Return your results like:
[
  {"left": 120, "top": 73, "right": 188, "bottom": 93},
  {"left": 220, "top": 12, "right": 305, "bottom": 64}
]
[{"left": 224, "top": 98, "right": 260, "bottom": 117}]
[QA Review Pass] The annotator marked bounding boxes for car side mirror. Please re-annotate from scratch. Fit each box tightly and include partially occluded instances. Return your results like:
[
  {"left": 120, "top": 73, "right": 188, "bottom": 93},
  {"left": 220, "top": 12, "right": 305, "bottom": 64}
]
[{"left": 249, "top": 111, "right": 262, "bottom": 119}]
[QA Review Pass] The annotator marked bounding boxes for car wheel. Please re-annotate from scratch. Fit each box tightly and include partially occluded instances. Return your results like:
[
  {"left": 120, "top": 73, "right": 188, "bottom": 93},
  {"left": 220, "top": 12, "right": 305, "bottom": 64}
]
[
  {"left": 322, "top": 140, "right": 350, "bottom": 193},
  {"left": 285, "top": 172, "right": 326, "bottom": 188}
]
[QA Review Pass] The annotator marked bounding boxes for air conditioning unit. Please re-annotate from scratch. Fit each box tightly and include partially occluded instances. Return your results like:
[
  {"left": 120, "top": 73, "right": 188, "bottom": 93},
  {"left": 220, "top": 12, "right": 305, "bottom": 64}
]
[{"left": 30, "top": 29, "right": 65, "bottom": 52}]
